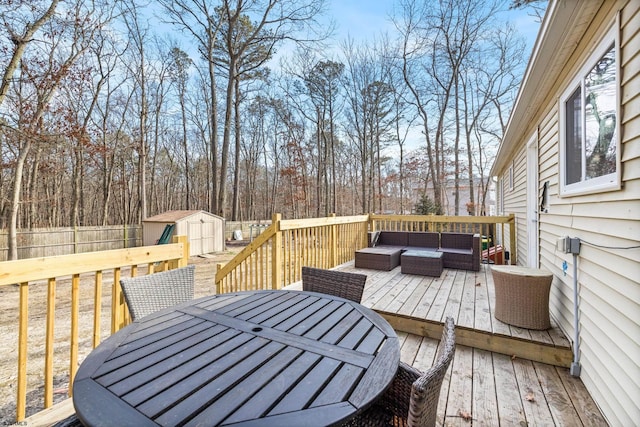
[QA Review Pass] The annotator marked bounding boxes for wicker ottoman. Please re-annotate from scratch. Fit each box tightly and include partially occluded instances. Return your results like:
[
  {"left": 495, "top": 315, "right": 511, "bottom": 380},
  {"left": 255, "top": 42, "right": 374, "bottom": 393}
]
[
  {"left": 491, "top": 265, "right": 553, "bottom": 330},
  {"left": 401, "top": 250, "right": 443, "bottom": 277},
  {"left": 355, "top": 247, "right": 402, "bottom": 271}
]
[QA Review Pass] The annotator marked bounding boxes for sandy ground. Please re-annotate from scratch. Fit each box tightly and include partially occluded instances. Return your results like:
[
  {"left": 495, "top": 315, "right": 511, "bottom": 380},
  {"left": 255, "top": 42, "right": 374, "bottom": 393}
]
[{"left": 0, "top": 242, "right": 247, "bottom": 424}]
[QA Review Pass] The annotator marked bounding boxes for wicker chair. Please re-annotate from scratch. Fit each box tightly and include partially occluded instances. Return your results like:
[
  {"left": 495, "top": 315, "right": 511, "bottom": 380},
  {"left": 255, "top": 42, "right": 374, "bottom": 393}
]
[
  {"left": 119, "top": 264, "right": 195, "bottom": 321},
  {"left": 346, "top": 316, "right": 456, "bottom": 427},
  {"left": 301, "top": 266, "right": 367, "bottom": 303}
]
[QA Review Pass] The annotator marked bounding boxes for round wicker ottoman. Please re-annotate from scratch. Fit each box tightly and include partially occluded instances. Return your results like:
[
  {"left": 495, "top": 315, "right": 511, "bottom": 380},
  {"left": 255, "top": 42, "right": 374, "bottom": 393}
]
[{"left": 491, "top": 265, "right": 553, "bottom": 330}]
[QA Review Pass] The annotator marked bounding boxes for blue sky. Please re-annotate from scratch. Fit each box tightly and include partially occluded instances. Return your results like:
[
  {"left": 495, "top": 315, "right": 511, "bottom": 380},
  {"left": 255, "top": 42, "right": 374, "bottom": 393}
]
[
  {"left": 325, "top": 0, "right": 542, "bottom": 55},
  {"left": 321, "top": 0, "right": 544, "bottom": 153}
]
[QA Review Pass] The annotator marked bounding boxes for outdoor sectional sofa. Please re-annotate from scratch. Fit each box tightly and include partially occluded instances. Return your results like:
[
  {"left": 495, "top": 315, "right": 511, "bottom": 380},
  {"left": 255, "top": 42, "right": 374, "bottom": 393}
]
[{"left": 355, "top": 231, "right": 480, "bottom": 272}]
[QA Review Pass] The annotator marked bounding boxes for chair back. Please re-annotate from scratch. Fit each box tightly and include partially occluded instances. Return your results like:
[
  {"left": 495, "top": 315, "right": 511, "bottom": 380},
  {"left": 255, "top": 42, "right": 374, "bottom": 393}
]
[
  {"left": 301, "top": 266, "right": 367, "bottom": 303},
  {"left": 408, "top": 316, "right": 456, "bottom": 427},
  {"left": 120, "top": 264, "right": 195, "bottom": 321}
]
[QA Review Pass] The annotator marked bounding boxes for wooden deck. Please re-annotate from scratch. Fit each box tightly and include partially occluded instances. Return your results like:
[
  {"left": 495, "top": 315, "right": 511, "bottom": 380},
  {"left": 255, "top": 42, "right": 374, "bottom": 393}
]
[
  {"left": 335, "top": 261, "right": 606, "bottom": 426},
  {"left": 339, "top": 262, "right": 574, "bottom": 368},
  {"left": 26, "top": 262, "right": 608, "bottom": 426}
]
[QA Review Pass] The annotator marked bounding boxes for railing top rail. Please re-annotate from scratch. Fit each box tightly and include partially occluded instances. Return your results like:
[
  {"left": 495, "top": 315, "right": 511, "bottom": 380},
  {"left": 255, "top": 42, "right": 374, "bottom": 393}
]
[
  {"left": 370, "top": 214, "right": 515, "bottom": 224},
  {"left": 280, "top": 215, "right": 369, "bottom": 231},
  {"left": 216, "top": 225, "right": 278, "bottom": 278},
  {"left": 0, "top": 243, "right": 185, "bottom": 287}
]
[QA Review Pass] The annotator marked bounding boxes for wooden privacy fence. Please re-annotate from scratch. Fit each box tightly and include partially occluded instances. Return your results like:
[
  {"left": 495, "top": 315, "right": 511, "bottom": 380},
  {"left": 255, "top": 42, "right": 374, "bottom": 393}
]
[
  {"left": 0, "top": 225, "right": 142, "bottom": 261},
  {"left": 215, "top": 213, "right": 516, "bottom": 294},
  {"left": 0, "top": 236, "right": 189, "bottom": 422}
]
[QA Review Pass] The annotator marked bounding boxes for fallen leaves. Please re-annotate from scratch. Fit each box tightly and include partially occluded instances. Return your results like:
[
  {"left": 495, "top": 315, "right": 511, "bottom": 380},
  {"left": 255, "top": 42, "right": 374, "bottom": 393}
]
[{"left": 459, "top": 409, "right": 473, "bottom": 422}]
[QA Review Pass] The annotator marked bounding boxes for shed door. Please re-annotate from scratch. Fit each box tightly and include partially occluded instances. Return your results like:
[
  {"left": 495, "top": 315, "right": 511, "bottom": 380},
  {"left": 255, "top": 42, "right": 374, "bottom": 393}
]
[
  {"left": 188, "top": 221, "right": 202, "bottom": 256},
  {"left": 526, "top": 134, "right": 539, "bottom": 268},
  {"left": 188, "top": 220, "right": 216, "bottom": 255}
]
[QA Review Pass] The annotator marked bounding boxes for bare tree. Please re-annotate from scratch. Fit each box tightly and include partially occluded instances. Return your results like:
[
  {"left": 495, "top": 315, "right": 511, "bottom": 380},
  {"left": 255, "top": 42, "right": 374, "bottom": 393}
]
[
  {"left": 120, "top": 1, "right": 152, "bottom": 222},
  {"left": 168, "top": 46, "right": 194, "bottom": 208},
  {"left": 341, "top": 37, "right": 400, "bottom": 214},
  {"left": 2, "top": 0, "right": 104, "bottom": 259},
  {"left": 158, "top": 0, "right": 223, "bottom": 214},
  {"left": 212, "top": 0, "right": 327, "bottom": 218}
]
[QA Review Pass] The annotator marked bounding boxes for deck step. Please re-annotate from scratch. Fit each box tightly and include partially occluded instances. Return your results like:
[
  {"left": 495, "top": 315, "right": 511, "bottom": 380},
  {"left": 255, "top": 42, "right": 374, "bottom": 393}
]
[
  {"left": 378, "top": 311, "right": 573, "bottom": 367},
  {"left": 24, "top": 399, "right": 77, "bottom": 427}
]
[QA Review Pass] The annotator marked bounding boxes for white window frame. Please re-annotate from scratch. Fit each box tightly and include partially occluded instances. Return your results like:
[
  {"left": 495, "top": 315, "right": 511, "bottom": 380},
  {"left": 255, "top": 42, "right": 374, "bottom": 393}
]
[{"left": 559, "top": 22, "right": 621, "bottom": 197}]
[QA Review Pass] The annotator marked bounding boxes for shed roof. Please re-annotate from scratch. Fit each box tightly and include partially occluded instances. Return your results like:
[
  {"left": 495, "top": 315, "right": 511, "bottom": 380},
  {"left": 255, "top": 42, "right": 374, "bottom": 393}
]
[{"left": 143, "top": 210, "right": 223, "bottom": 223}]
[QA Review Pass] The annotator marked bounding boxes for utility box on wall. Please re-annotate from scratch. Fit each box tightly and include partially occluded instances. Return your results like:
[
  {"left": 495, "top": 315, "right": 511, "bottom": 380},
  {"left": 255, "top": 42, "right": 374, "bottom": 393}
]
[{"left": 142, "top": 210, "right": 225, "bottom": 256}]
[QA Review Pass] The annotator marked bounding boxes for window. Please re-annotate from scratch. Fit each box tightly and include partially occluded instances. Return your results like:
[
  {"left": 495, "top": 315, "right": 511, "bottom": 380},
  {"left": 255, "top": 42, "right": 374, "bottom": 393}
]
[{"left": 559, "top": 25, "right": 620, "bottom": 196}]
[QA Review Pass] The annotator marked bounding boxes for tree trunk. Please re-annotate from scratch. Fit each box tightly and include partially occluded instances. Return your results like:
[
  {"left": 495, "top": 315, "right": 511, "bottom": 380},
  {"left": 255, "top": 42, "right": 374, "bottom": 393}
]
[
  {"left": 231, "top": 78, "right": 241, "bottom": 221},
  {"left": 8, "top": 138, "right": 31, "bottom": 260},
  {"left": 218, "top": 58, "right": 236, "bottom": 217}
]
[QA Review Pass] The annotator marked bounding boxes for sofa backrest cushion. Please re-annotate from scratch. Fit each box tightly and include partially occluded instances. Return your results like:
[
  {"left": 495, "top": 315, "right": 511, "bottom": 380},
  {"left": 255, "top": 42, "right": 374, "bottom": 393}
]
[
  {"left": 377, "top": 231, "right": 408, "bottom": 247},
  {"left": 407, "top": 232, "right": 439, "bottom": 249},
  {"left": 440, "top": 232, "right": 474, "bottom": 249}
]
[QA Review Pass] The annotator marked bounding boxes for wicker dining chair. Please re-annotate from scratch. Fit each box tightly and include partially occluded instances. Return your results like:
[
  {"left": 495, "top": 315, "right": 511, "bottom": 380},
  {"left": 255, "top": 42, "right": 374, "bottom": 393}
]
[
  {"left": 119, "top": 264, "right": 196, "bottom": 321},
  {"left": 301, "top": 266, "right": 367, "bottom": 303},
  {"left": 347, "top": 316, "right": 456, "bottom": 427}
]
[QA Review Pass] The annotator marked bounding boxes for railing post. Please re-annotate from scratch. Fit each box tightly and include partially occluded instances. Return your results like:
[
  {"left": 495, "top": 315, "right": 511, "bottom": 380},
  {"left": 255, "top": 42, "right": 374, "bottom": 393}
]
[
  {"left": 362, "top": 217, "right": 369, "bottom": 248},
  {"left": 509, "top": 214, "right": 516, "bottom": 265},
  {"left": 271, "top": 213, "right": 282, "bottom": 289},
  {"left": 329, "top": 213, "right": 337, "bottom": 267},
  {"left": 170, "top": 235, "right": 189, "bottom": 268},
  {"left": 216, "top": 264, "right": 223, "bottom": 294}
]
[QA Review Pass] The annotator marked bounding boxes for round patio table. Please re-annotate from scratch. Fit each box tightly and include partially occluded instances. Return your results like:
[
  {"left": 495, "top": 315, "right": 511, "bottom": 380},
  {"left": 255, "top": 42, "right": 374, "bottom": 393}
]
[{"left": 72, "top": 290, "right": 400, "bottom": 426}]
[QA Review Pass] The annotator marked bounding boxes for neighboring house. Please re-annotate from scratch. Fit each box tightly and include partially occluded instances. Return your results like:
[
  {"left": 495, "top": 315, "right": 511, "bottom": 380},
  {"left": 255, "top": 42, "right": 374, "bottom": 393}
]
[
  {"left": 491, "top": 1, "right": 639, "bottom": 425},
  {"left": 142, "top": 210, "right": 225, "bottom": 256}
]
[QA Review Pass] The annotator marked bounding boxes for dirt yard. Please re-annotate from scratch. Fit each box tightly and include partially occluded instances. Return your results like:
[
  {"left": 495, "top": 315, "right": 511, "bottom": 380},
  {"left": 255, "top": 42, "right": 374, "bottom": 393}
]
[{"left": 0, "top": 242, "right": 247, "bottom": 424}]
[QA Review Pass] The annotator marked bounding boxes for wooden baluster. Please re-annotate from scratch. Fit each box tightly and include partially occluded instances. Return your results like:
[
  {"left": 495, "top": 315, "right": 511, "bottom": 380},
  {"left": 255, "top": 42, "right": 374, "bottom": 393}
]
[
  {"left": 93, "top": 271, "right": 102, "bottom": 348},
  {"left": 17, "top": 282, "right": 28, "bottom": 421},
  {"left": 44, "top": 278, "right": 56, "bottom": 407},
  {"left": 69, "top": 274, "right": 80, "bottom": 395}
]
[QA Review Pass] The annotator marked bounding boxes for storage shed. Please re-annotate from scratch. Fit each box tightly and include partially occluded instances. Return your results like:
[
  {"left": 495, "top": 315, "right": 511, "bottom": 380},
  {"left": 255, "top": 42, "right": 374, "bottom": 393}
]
[{"left": 142, "top": 210, "right": 225, "bottom": 256}]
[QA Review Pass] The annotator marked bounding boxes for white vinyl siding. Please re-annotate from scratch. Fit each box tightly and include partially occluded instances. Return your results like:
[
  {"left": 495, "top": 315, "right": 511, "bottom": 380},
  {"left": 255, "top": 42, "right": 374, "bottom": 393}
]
[
  {"left": 493, "top": 1, "right": 640, "bottom": 425},
  {"left": 500, "top": 149, "right": 528, "bottom": 267}
]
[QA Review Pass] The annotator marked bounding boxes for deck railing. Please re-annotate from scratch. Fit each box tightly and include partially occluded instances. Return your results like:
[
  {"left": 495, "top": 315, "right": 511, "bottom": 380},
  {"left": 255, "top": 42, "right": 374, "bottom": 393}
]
[
  {"left": 216, "top": 214, "right": 369, "bottom": 293},
  {"left": 0, "top": 235, "right": 189, "bottom": 422},
  {"left": 2, "top": 213, "right": 515, "bottom": 423},
  {"left": 215, "top": 213, "right": 516, "bottom": 293}
]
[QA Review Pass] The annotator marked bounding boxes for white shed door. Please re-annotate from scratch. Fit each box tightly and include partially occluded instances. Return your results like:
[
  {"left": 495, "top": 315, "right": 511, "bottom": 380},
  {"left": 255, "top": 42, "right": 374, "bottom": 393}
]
[
  {"left": 188, "top": 221, "right": 202, "bottom": 256},
  {"left": 188, "top": 221, "right": 215, "bottom": 256}
]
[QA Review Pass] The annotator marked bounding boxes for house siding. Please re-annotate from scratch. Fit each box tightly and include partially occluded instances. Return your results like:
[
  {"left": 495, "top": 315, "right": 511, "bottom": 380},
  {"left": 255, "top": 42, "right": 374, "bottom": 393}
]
[
  {"left": 494, "top": 1, "right": 640, "bottom": 425},
  {"left": 500, "top": 149, "right": 528, "bottom": 266}
]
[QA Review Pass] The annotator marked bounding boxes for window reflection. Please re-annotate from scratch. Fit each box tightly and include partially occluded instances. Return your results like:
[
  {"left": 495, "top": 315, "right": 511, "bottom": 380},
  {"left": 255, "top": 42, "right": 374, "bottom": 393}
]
[{"left": 584, "top": 45, "right": 616, "bottom": 180}]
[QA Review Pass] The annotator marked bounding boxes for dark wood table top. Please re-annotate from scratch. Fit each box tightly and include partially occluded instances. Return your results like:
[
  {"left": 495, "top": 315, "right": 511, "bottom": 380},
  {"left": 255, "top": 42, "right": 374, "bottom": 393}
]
[{"left": 73, "top": 290, "right": 400, "bottom": 426}]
